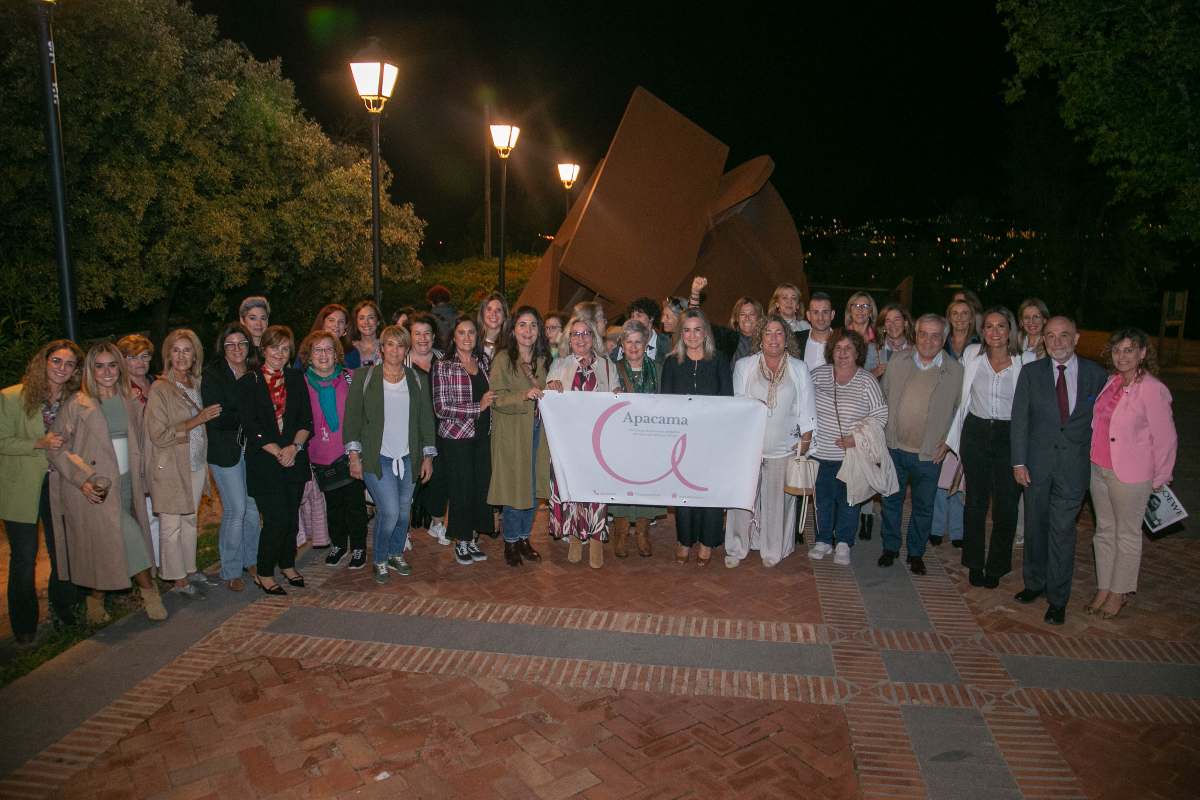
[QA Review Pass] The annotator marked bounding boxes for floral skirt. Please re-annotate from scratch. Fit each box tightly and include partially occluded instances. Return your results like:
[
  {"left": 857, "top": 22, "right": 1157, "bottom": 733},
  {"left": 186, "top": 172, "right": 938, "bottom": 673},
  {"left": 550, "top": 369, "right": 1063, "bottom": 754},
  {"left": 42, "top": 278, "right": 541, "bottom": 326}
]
[{"left": 548, "top": 472, "right": 607, "bottom": 542}]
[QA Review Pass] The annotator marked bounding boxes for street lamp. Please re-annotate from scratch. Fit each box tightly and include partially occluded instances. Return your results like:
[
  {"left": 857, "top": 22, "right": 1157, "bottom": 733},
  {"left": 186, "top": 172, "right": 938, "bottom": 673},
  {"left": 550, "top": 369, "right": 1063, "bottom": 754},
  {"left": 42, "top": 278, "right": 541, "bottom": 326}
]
[
  {"left": 34, "top": 0, "right": 77, "bottom": 341},
  {"left": 350, "top": 38, "right": 398, "bottom": 308},
  {"left": 490, "top": 123, "right": 519, "bottom": 295},
  {"left": 557, "top": 162, "right": 580, "bottom": 215}
]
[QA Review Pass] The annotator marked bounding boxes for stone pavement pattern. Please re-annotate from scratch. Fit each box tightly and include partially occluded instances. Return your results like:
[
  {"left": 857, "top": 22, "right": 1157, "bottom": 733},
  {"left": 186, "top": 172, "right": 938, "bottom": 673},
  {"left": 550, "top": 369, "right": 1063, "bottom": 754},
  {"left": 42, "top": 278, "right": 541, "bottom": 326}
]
[{"left": 1, "top": 370, "right": 1198, "bottom": 799}]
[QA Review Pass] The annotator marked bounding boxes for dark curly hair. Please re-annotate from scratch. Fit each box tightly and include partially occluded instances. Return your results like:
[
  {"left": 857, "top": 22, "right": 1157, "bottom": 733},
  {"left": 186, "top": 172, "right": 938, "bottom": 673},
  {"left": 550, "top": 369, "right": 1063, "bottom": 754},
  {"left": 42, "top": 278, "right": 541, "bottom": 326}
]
[{"left": 824, "top": 329, "right": 867, "bottom": 367}]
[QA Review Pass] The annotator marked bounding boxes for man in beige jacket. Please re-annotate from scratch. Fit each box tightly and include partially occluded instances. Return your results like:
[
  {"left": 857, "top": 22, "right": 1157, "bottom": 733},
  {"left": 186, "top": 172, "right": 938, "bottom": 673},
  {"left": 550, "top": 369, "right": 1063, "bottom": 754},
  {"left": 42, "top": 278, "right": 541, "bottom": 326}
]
[{"left": 879, "top": 314, "right": 963, "bottom": 575}]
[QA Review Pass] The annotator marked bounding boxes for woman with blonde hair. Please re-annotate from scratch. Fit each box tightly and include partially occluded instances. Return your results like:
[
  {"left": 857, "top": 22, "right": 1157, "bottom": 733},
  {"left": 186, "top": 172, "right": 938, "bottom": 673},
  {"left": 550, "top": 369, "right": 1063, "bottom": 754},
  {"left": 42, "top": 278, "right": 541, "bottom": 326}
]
[
  {"left": 1017, "top": 298, "right": 1050, "bottom": 363},
  {"left": 546, "top": 314, "right": 616, "bottom": 567},
  {"left": 146, "top": 329, "right": 221, "bottom": 597},
  {"left": 49, "top": 343, "right": 165, "bottom": 622},
  {"left": 1, "top": 340, "right": 84, "bottom": 641},
  {"left": 768, "top": 283, "right": 810, "bottom": 335},
  {"left": 477, "top": 291, "right": 509, "bottom": 360},
  {"left": 844, "top": 292, "right": 880, "bottom": 372}
]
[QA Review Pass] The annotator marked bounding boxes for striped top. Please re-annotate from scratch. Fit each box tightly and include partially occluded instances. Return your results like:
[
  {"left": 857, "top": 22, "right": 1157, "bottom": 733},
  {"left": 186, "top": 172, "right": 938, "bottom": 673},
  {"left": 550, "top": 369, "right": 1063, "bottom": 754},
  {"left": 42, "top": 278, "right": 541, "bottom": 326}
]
[{"left": 810, "top": 365, "right": 888, "bottom": 461}]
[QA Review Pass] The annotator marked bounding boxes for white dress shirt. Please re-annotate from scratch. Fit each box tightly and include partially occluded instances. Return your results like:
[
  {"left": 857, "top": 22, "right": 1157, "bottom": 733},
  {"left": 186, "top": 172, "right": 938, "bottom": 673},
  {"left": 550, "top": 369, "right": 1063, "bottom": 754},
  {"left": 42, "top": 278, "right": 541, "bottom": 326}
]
[
  {"left": 804, "top": 336, "right": 827, "bottom": 372},
  {"left": 968, "top": 357, "right": 1018, "bottom": 420}
]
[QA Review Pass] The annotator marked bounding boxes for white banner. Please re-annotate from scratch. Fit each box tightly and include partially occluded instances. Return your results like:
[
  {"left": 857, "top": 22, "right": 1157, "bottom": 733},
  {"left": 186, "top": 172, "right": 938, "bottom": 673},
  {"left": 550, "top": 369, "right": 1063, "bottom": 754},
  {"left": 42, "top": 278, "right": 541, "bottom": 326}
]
[{"left": 539, "top": 391, "right": 767, "bottom": 510}]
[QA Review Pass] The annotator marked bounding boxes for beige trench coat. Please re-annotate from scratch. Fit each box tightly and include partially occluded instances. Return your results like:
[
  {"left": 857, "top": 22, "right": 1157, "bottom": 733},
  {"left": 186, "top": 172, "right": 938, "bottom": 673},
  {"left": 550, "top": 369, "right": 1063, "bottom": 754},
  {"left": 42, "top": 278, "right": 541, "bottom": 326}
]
[
  {"left": 48, "top": 393, "right": 153, "bottom": 589},
  {"left": 487, "top": 352, "right": 551, "bottom": 508},
  {"left": 145, "top": 379, "right": 207, "bottom": 514}
]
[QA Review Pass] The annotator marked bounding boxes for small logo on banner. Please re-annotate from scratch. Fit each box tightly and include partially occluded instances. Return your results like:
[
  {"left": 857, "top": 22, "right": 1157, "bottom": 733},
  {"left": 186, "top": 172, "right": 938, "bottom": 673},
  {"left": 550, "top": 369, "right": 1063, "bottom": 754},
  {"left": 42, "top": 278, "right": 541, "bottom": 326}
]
[{"left": 590, "top": 401, "right": 708, "bottom": 491}]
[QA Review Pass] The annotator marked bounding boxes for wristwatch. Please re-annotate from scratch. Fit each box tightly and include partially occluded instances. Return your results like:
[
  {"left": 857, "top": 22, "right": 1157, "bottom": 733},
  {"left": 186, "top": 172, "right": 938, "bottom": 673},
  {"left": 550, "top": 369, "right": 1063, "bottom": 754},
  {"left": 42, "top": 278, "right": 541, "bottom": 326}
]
[{"left": 293, "top": 441, "right": 305, "bottom": 452}]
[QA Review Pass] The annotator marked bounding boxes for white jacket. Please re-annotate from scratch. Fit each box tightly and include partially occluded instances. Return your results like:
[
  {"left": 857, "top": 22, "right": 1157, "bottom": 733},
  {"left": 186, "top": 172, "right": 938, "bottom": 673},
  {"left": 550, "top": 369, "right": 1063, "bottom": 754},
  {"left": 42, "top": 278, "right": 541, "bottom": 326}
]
[
  {"left": 731, "top": 353, "right": 818, "bottom": 447},
  {"left": 837, "top": 416, "right": 898, "bottom": 505}
]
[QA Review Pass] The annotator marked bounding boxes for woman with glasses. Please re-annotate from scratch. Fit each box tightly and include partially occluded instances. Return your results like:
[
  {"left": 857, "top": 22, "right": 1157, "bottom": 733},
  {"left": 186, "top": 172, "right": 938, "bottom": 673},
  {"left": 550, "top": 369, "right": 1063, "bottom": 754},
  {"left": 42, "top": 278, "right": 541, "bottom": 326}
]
[
  {"left": 1, "top": 340, "right": 84, "bottom": 642},
  {"left": 48, "top": 343, "right": 166, "bottom": 623},
  {"left": 1017, "top": 298, "right": 1050, "bottom": 363},
  {"left": 202, "top": 323, "right": 260, "bottom": 592},
  {"left": 146, "top": 329, "right": 222, "bottom": 597},
  {"left": 844, "top": 292, "right": 879, "bottom": 373},
  {"left": 546, "top": 315, "right": 616, "bottom": 568}
]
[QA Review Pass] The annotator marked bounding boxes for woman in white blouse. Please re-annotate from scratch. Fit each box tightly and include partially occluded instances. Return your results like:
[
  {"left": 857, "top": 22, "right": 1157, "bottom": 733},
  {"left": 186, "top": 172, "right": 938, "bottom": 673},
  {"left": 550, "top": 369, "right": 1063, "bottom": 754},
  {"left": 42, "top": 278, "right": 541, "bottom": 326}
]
[
  {"left": 726, "top": 315, "right": 816, "bottom": 569},
  {"left": 946, "top": 306, "right": 1024, "bottom": 588}
]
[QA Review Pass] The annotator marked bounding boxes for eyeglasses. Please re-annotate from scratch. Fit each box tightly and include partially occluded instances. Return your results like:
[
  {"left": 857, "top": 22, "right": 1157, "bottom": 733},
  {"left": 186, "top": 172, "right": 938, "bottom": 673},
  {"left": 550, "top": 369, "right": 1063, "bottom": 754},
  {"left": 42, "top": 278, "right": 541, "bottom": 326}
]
[
  {"left": 851, "top": 303, "right": 873, "bottom": 311},
  {"left": 223, "top": 340, "right": 250, "bottom": 350},
  {"left": 311, "top": 346, "right": 336, "bottom": 355},
  {"left": 125, "top": 353, "right": 153, "bottom": 362},
  {"left": 569, "top": 331, "right": 593, "bottom": 339},
  {"left": 48, "top": 356, "right": 77, "bottom": 369}
]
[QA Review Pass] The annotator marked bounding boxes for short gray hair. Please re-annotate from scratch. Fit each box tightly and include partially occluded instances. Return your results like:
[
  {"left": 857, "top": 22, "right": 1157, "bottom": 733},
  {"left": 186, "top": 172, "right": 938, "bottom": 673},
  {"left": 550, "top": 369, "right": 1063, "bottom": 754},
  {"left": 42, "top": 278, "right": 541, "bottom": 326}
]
[
  {"left": 239, "top": 295, "right": 270, "bottom": 319},
  {"left": 914, "top": 313, "right": 949, "bottom": 343},
  {"left": 621, "top": 318, "right": 649, "bottom": 344}
]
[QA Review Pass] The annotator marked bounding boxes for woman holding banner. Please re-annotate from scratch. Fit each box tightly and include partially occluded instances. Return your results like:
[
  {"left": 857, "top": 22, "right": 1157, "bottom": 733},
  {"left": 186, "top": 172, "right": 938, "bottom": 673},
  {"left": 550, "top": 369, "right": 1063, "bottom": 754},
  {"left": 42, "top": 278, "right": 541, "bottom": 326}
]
[
  {"left": 660, "top": 309, "right": 733, "bottom": 566},
  {"left": 546, "top": 314, "right": 616, "bottom": 568},
  {"left": 608, "top": 320, "right": 665, "bottom": 558},
  {"left": 725, "top": 315, "right": 816, "bottom": 569},
  {"left": 487, "top": 307, "right": 552, "bottom": 567}
]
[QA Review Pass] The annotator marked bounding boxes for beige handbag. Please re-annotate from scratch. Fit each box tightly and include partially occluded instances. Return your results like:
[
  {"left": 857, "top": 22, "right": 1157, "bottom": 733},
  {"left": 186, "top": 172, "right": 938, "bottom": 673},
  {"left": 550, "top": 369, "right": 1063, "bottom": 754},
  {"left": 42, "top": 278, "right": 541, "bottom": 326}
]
[{"left": 785, "top": 454, "right": 817, "bottom": 496}]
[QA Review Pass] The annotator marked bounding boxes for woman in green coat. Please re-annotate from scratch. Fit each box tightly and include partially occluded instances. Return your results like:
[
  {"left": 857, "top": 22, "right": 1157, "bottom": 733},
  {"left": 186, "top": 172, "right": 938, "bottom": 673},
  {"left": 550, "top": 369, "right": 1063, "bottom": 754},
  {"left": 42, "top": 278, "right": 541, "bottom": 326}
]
[
  {"left": 488, "top": 306, "right": 552, "bottom": 567},
  {"left": 0, "top": 340, "right": 83, "bottom": 642}
]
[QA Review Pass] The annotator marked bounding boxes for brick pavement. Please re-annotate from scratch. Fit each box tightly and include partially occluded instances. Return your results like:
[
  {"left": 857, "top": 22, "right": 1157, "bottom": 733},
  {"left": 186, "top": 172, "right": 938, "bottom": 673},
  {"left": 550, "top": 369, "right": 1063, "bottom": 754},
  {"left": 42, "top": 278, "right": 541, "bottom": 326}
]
[{"left": 1, "top": 371, "right": 1198, "bottom": 799}]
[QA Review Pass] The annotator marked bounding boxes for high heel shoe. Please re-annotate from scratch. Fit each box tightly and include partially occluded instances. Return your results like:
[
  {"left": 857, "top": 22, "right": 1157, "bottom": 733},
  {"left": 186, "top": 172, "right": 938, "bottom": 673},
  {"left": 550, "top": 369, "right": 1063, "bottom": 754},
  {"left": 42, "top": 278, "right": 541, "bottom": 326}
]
[
  {"left": 254, "top": 577, "right": 287, "bottom": 596},
  {"left": 696, "top": 546, "right": 712, "bottom": 567},
  {"left": 282, "top": 571, "right": 305, "bottom": 588},
  {"left": 1100, "top": 593, "right": 1129, "bottom": 620},
  {"left": 1085, "top": 591, "right": 1110, "bottom": 615}
]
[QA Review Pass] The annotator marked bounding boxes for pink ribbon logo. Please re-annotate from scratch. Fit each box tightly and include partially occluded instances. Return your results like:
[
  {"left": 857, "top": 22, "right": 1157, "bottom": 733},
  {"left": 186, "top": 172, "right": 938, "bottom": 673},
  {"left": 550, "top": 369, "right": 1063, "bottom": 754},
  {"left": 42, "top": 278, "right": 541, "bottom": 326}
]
[{"left": 590, "top": 401, "right": 708, "bottom": 491}]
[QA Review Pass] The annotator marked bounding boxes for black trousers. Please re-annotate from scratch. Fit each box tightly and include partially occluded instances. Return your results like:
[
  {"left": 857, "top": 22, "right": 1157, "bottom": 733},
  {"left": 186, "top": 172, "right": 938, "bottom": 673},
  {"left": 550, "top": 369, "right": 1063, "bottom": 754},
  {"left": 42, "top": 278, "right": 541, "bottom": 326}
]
[
  {"left": 411, "top": 436, "right": 450, "bottom": 529},
  {"left": 675, "top": 507, "right": 724, "bottom": 548},
  {"left": 322, "top": 478, "right": 368, "bottom": 551},
  {"left": 256, "top": 481, "right": 303, "bottom": 576},
  {"left": 441, "top": 435, "right": 494, "bottom": 541},
  {"left": 4, "top": 475, "right": 79, "bottom": 635},
  {"left": 960, "top": 414, "right": 1021, "bottom": 576}
]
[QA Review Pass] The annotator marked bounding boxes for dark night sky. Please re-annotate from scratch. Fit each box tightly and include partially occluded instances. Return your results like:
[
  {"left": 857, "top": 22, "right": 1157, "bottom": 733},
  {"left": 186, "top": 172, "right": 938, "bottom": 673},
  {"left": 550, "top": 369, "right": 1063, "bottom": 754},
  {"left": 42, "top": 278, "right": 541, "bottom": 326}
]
[{"left": 191, "top": 1, "right": 1015, "bottom": 247}]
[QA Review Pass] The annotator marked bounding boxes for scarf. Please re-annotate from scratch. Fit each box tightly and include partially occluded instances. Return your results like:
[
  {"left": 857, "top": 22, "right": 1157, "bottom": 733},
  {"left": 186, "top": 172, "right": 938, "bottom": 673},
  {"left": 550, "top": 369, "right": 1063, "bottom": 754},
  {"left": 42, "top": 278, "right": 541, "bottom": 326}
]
[
  {"left": 305, "top": 366, "right": 341, "bottom": 433},
  {"left": 618, "top": 357, "right": 657, "bottom": 394},
  {"left": 262, "top": 365, "right": 287, "bottom": 432},
  {"left": 757, "top": 354, "right": 788, "bottom": 412}
]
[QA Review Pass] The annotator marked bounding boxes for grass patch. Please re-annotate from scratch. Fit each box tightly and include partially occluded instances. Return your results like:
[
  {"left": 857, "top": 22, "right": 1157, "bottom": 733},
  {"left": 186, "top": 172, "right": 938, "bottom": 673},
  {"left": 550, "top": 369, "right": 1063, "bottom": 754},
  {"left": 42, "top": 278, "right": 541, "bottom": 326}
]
[{"left": 0, "top": 523, "right": 221, "bottom": 688}]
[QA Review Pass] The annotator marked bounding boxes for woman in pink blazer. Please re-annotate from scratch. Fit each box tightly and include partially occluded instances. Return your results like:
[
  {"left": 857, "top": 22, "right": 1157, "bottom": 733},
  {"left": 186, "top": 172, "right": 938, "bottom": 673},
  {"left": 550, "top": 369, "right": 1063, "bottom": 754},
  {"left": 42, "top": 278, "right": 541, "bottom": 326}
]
[{"left": 1088, "top": 328, "right": 1177, "bottom": 619}]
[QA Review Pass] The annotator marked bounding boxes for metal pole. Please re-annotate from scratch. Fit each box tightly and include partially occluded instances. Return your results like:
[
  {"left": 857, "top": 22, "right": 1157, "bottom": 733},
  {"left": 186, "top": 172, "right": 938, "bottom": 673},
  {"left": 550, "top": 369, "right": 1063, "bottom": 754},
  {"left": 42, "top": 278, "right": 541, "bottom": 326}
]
[
  {"left": 498, "top": 157, "right": 508, "bottom": 296},
  {"left": 34, "top": 0, "right": 77, "bottom": 342},
  {"left": 483, "top": 104, "right": 492, "bottom": 258},
  {"left": 369, "top": 112, "right": 383, "bottom": 309},
  {"left": 564, "top": 188, "right": 571, "bottom": 216}
]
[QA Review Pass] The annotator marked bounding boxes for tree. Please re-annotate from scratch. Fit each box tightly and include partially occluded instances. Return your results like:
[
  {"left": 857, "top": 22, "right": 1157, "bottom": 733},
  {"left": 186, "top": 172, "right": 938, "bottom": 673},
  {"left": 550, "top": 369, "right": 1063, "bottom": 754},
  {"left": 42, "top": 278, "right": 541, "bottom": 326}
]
[
  {"left": 0, "top": 0, "right": 424, "bottom": 352},
  {"left": 998, "top": 0, "right": 1200, "bottom": 241}
]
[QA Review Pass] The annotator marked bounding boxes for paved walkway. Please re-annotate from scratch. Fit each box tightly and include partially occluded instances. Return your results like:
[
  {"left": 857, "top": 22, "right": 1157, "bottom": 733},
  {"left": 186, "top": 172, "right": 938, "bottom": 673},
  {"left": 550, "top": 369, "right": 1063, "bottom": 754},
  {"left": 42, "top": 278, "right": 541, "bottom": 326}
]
[{"left": 0, "top": 371, "right": 1197, "bottom": 799}]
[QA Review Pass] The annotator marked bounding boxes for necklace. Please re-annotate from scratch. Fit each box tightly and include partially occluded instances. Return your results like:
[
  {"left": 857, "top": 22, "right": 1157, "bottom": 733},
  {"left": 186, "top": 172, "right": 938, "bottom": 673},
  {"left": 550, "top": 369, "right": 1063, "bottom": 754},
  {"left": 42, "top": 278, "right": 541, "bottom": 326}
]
[{"left": 757, "top": 355, "right": 787, "bottom": 413}]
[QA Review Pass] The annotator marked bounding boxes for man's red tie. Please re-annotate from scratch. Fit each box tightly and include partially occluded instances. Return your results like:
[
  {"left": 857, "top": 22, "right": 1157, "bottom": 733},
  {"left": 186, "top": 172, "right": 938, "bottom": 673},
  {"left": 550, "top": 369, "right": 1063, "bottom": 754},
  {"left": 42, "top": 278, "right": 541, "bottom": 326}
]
[{"left": 1056, "top": 364, "right": 1069, "bottom": 423}]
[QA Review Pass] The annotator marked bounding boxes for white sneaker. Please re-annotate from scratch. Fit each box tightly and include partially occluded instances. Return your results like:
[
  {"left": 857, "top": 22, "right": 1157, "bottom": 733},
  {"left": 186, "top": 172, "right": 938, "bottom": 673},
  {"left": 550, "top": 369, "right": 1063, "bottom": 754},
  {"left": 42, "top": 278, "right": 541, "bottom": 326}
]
[
  {"left": 429, "top": 519, "right": 449, "bottom": 545},
  {"left": 808, "top": 542, "right": 833, "bottom": 560},
  {"left": 1014, "top": 528, "right": 1025, "bottom": 547},
  {"left": 833, "top": 542, "right": 851, "bottom": 566},
  {"left": 404, "top": 538, "right": 413, "bottom": 552},
  {"left": 724, "top": 556, "right": 740, "bottom": 569}
]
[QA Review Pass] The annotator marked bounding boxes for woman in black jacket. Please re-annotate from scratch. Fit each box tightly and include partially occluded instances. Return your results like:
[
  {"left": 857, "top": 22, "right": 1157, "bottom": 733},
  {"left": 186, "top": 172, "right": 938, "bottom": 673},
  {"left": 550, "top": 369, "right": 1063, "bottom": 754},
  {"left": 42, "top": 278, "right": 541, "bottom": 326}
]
[
  {"left": 202, "top": 322, "right": 260, "bottom": 592},
  {"left": 236, "top": 325, "right": 312, "bottom": 595}
]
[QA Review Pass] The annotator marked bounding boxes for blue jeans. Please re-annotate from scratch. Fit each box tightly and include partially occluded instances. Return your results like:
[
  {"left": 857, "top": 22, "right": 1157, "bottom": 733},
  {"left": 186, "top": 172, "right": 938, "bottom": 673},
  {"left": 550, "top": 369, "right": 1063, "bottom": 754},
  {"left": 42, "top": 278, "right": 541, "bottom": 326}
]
[
  {"left": 814, "top": 459, "right": 861, "bottom": 546},
  {"left": 881, "top": 449, "right": 940, "bottom": 557},
  {"left": 210, "top": 455, "right": 261, "bottom": 580},
  {"left": 932, "top": 488, "right": 964, "bottom": 542},
  {"left": 364, "top": 455, "right": 415, "bottom": 564},
  {"left": 502, "top": 417, "right": 542, "bottom": 543}
]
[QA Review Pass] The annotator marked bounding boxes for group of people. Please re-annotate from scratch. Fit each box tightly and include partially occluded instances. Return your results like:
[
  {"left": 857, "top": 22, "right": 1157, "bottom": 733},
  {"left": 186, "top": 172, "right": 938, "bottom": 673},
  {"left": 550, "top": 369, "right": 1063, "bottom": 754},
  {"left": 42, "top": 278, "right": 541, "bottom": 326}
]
[{"left": 0, "top": 278, "right": 1178, "bottom": 643}]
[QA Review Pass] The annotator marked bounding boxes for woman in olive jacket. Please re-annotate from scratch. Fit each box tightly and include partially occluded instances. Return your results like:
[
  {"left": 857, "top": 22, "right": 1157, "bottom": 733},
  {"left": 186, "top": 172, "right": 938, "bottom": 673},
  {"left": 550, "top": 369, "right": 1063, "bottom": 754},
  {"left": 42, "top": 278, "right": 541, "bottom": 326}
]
[{"left": 237, "top": 325, "right": 312, "bottom": 594}]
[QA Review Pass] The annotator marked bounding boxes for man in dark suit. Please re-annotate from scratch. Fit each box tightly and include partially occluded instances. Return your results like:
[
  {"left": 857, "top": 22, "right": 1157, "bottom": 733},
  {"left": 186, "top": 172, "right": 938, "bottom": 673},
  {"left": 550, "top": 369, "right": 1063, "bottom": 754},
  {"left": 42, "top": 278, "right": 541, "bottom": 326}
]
[{"left": 1010, "top": 316, "right": 1108, "bottom": 625}]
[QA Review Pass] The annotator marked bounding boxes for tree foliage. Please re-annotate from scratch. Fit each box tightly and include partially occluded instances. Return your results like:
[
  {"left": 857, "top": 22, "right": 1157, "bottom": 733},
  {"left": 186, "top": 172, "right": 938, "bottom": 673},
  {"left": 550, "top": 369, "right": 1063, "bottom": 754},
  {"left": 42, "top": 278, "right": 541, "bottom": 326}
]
[
  {"left": 998, "top": 0, "right": 1200, "bottom": 241},
  {"left": 0, "top": 0, "right": 425, "bottom": 347}
]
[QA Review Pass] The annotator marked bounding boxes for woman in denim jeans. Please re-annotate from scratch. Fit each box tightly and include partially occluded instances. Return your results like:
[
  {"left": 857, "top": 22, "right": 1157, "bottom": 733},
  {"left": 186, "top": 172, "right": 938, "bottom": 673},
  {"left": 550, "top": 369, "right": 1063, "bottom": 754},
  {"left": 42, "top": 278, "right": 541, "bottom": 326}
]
[
  {"left": 343, "top": 325, "right": 436, "bottom": 583},
  {"left": 202, "top": 323, "right": 260, "bottom": 592}
]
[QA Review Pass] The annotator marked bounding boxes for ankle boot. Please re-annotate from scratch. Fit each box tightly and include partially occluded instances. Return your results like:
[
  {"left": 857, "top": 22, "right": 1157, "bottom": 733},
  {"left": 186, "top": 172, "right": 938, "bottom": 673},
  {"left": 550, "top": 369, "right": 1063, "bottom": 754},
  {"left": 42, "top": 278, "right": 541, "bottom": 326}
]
[
  {"left": 589, "top": 537, "right": 604, "bottom": 569},
  {"left": 86, "top": 592, "right": 110, "bottom": 625},
  {"left": 635, "top": 518, "right": 652, "bottom": 557},
  {"left": 140, "top": 585, "right": 168, "bottom": 621},
  {"left": 568, "top": 537, "right": 583, "bottom": 563},
  {"left": 612, "top": 518, "right": 630, "bottom": 558},
  {"left": 517, "top": 537, "right": 541, "bottom": 562},
  {"left": 504, "top": 541, "right": 523, "bottom": 567}
]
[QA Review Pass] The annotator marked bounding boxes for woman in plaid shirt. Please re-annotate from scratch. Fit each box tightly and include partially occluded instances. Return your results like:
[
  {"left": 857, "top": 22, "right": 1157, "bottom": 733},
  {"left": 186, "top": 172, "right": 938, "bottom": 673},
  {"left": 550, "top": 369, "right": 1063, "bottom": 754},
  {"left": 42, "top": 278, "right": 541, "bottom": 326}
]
[{"left": 432, "top": 316, "right": 497, "bottom": 565}]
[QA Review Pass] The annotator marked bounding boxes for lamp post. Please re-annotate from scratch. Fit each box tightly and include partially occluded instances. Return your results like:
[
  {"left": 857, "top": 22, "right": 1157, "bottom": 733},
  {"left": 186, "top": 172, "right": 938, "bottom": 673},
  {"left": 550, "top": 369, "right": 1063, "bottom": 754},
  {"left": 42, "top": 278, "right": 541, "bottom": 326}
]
[
  {"left": 490, "top": 123, "right": 519, "bottom": 296},
  {"left": 349, "top": 38, "right": 398, "bottom": 309},
  {"left": 557, "top": 162, "right": 580, "bottom": 216},
  {"left": 34, "top": 0, "right": 77, "bottom": 341}
]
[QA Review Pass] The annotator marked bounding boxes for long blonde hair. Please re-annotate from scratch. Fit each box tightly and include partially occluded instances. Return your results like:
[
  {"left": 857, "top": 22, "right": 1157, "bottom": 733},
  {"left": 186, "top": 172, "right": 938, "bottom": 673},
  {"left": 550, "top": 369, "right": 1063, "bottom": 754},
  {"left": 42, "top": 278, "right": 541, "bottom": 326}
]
[
  {"left": 81, "top": 342, "right": 131, "bottom": 399},
  {"left": 670, "top": 309, "right": 716, "bottom": 362}
]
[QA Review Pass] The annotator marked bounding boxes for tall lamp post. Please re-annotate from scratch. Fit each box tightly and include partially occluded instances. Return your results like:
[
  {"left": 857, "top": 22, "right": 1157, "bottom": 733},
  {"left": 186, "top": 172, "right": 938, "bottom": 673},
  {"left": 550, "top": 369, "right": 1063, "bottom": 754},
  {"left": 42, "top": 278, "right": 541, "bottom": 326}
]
[
  {"left": 34, "top": 0, "right": 77, "bottom": 341},
  {"left": 557, "top": 162, "right": 580, "bottom": 216},
  {"left": 490, "top": 123, "right": 519, "bottom": 296},
  {"left": 349, "top": 39, "right": 398, "bottom": 309}
]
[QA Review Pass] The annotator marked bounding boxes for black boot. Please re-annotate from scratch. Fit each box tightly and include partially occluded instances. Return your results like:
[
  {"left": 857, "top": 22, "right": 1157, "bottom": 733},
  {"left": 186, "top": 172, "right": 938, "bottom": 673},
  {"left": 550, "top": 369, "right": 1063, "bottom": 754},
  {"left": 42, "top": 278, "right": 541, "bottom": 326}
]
[
  {"left": 504, "top": 541, "right": 523, "bottom": 567},
  {"left": 516, "top": 538, "right": 541, "bottom": 562}
]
